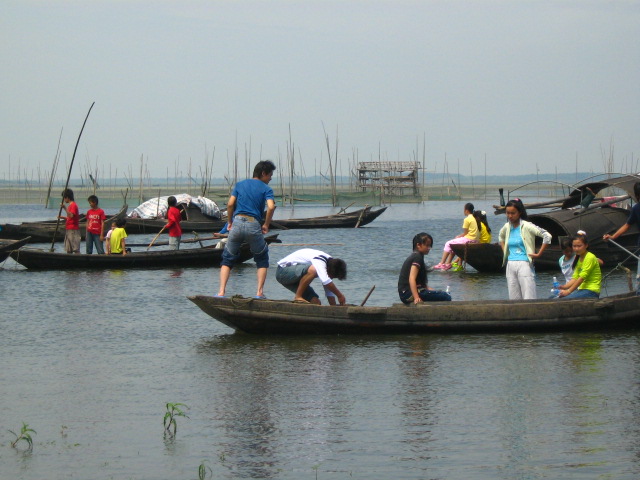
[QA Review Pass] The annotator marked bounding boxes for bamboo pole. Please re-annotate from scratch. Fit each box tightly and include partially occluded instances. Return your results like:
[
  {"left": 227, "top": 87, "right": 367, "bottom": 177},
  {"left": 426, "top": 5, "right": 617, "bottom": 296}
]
[{"left": 50, "top": 102, "right": 95, "bottom": 252}]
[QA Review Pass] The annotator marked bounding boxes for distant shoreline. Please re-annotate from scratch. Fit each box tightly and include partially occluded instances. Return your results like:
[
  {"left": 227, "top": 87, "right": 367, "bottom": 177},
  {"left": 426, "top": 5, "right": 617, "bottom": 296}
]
[{"left": 0, "top": 183, "right": 567, "bottom": 207}]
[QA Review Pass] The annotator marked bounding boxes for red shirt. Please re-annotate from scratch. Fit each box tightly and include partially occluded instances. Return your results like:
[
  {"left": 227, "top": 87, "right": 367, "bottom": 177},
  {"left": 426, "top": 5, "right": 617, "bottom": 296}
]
[
  {"left": 166, "top": 206, "right": 182, "bottom": 237},
  {"left": 66, "top": 201, "right": 80, "bottom": 230},
  {"left": 86, "top": 207, "right": 106, "bottom": 235}
]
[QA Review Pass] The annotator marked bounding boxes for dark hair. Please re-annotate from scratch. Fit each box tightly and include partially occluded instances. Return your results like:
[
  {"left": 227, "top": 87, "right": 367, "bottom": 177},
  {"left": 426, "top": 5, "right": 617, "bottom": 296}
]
[
  {"left": 412, "top": 232, "right": 433, "bottom": 251},
  {"left": 327, "top": 258, "right": 347, "bottom": 280},
  {"left": 62, "top": 188, "right": 75, "bottom": 201},
  {"left": 88, "top": 195, "right": 99, "bottom": 205},
  {"left": 167, "top": 196, "right": 177, "bottom": 207},
  {"left": 115, "top": 218, "right": 127, "bottom": 228},
  {"left": 505, "top": 198, "right": 528, "bottom": 221},
  {"left": 253, "top": 160, "right": 276, "bottom": 179},
  {"left": 464, "top": 202, "right": 475, "bottom": 214},
  {"left": 473, "top": 210, "right": 491, "bottom": 234},
  {"left": 634, "top": 182, "right": 640, "bottom": 202},
  {"left": 571, "top": 231, "right": 589, "bottom": 269},
  {"left": 560, "top": 237, "right": 573, "bottom": 250}
]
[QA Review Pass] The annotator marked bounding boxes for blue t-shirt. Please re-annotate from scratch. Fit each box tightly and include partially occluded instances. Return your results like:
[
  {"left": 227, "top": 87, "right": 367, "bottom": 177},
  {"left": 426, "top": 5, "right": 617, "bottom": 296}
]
[
  {"left": 231, "top": 178, "right": 275, "bottom": 221},
  {"left": 507, "top": 225, "right": 529, "bottom": 261},
  {"left": 626, "top": 203, "right": 640, "bottom": 246}
]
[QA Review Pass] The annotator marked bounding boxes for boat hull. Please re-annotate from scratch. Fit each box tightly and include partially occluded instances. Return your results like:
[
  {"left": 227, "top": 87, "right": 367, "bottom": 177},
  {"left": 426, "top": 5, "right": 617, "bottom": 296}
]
[
  {"left": 10, "top": 235, "right": 279, "bottom": 270},
  {"left": 188, "top": 292, "right": 640, "bottom": 334},
  {"left": 0, "top": 237, "right": 31, "bottom": 262},
  {"left": 124, "top": 206, "right": 388, "bottom": 234}
]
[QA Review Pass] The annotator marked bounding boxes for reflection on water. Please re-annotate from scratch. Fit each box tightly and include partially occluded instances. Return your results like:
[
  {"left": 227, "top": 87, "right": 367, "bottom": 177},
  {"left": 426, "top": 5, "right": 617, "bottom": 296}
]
[{"left": 1, "top": 202, "right": 639, "bottom": 479}]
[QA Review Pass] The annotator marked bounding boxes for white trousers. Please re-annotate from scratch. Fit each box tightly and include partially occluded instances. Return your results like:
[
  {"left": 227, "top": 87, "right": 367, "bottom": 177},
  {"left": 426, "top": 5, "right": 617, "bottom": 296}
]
[{"left": 506, "top": 260, "right": 537, "bottom": 300}]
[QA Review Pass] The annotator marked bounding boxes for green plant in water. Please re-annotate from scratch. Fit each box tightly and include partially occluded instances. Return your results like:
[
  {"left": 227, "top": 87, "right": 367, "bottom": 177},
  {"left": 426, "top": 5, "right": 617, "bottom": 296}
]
[
  {"left": 198, "top": 460, "right": 212, "bottom": 480},
  {"left": 163, "top": 402, "right": 189, "bottom": 436},
  {"left": 9, "top": 422, "right": 36, "bottom": 450}
]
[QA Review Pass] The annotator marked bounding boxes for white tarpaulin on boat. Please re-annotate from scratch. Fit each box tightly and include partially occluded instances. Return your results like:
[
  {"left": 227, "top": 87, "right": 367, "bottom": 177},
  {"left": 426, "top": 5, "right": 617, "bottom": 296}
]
[{"left": 128, "top": 194, "right": 221, "bottom": 219}]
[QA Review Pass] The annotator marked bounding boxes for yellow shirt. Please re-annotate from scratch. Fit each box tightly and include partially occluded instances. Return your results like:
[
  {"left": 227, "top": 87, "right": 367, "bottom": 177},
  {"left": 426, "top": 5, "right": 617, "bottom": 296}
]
[
  {"left": 572, "top": 251, "right": 601, "bottom": 293},
  {"left": 110, "top": 227, "right": 127, "bottom": 254},
  {"left": 479, "top": 226, "right": 492, "bottom": 243},
  {"left": 462, "top": 214, "right": 479, "bottom": 240}
]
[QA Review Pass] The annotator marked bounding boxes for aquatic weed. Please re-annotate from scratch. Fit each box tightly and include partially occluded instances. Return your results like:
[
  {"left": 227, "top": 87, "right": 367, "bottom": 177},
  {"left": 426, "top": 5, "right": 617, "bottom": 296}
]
[
  {"left": 198, "top": 460, "right": 213, "bottom": 480},
  {"left": 9, "top": 422, "right": 36, "bottom": 450},
  {"left": 163, "top": 402, "right": 189, "bottom": 437}
]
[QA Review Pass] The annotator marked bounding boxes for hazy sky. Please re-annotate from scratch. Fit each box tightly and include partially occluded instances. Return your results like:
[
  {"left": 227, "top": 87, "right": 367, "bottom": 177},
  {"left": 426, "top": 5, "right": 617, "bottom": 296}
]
[{"left": 2, "top": 0, "right": 639, "bottom": 181}]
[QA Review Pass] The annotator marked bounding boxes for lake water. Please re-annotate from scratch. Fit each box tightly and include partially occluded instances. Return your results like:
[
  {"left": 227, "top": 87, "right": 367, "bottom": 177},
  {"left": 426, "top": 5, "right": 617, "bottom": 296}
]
[{"left": 1, "top": 201, "right": 639, "bottom": 480}]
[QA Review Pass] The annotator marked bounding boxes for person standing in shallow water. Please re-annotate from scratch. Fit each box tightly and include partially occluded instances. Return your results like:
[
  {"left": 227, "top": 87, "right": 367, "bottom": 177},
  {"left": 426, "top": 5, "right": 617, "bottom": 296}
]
[
  {"left": 498, "top": 198, "right": 552, "bottom": 300},
  {"left": 217, "top": 160, "right": 276, "bottom": 299}
]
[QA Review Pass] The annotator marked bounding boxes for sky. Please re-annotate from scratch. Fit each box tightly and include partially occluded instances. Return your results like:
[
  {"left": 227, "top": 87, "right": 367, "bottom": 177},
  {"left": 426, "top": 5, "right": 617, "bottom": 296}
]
[{"left": 2, "top": 0, "right": 639, "bottom": 183}]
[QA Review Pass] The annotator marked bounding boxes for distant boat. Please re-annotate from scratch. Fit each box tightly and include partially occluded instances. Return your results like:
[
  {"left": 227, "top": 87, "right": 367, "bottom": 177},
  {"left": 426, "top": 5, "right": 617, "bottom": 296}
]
[
  {"left": 188, "top": 292, "right": 640, "bottom": 335},
  {"left": 124, "top": 205, "right": 388, "bottom": 234}
]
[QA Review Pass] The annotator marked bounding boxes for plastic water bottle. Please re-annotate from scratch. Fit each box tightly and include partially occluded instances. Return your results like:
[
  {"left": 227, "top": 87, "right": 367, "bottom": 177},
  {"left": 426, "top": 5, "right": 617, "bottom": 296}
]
[
  {"left": 445, "top": 285, "right": 450, "bottom": 294},
  {"left": 551, "top": 276, "right": 560, "bottom": 296}
]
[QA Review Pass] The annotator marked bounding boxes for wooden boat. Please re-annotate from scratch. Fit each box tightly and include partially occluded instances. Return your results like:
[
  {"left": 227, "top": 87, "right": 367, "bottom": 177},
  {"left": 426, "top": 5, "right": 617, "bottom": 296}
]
[
  {"left": 272, "top": 206, "right": 387, "bottom": 229},
  {"left": 124, "top": 205, "right": 387, "bottom": 234},
  {"left": 0, "top": 205, "right": 128, "bottom": 242},
  {"left": 9, "top": 235, "right": 280, "bottom": 270},
  {"left": 453, "top": 175, "right": 640, "bottom": 272},
  {"left": 188, "top": 292, "right": 640, "bottom": 334},
  {"left": 0, "top": 237, "right": 31, "bottom": 262}
]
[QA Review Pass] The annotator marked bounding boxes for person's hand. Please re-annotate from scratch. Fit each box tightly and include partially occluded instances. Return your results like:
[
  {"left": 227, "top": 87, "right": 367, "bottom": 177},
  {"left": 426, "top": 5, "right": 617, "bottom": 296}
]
[
  {"left": 528, "top": 252, "right": 541, "bottom": 259},
  {"left": 603, "top": 234, "right": 612, "bottom": 241},
  {"left": 414, "top": 297, "right": 422, "bottom": 305},
  {"left": 337, "top": 293, "right": 346, "bottom": 305}
]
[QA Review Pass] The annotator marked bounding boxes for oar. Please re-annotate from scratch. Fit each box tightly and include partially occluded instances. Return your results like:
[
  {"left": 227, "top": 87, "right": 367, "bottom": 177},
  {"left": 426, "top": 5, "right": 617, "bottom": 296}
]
[
  {"left": 607, "top": 238, "right": 640, "bottom": 261},
  {"left": 147, "top": 225, "right": 167, "bottom": 250},
  {"left": 360, "top": 285, "right": 376, "bottom": 306}
]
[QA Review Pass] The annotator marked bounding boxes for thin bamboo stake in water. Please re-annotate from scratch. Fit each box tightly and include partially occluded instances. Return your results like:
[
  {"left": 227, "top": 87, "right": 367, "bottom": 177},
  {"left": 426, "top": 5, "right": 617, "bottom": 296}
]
[{"left": 50, "top": 102, "right": 95, "bottom": 252}]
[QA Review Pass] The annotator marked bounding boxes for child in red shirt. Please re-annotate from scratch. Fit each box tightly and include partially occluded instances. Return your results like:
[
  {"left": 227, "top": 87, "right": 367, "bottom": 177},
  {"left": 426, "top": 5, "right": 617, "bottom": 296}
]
[
  {"left": 59, "top": 188, "right": 80, "bottom": 254},
  {"left": 86, "top": 195, "right": 106, "bottom": 254},
  {"left": 165, "top": 196, "right": 182, "bottom": 250}
]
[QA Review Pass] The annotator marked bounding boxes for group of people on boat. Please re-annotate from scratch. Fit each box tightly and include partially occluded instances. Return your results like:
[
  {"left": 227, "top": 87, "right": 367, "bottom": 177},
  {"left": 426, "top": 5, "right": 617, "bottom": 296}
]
[
  {"left": 213, "top": 160, "right": 640, "bottom": 304},
  {"left": 59, "top": 189, "right": 184, "bottom": 256}
]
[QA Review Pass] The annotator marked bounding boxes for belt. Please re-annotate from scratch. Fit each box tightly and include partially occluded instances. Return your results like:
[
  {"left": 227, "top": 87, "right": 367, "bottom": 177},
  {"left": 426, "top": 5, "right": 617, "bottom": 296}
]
[
  {"left": 278, "top": 262, "right": 297, "bottom": 268},
  {"left": 235, "top": 214, "right": 256, "bottom": 222}
]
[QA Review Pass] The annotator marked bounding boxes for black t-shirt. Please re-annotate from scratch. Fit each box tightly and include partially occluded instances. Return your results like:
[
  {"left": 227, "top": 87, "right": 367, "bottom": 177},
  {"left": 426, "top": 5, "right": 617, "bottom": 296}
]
[{"left": 398, "top": 252, "right": 427, "bottom": 294}]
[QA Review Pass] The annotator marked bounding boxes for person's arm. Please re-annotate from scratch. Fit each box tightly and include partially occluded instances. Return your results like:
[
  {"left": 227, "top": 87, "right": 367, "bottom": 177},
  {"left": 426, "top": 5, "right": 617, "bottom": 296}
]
[
  {"left": 121, "top": 237, "right": 126, "bottom": 255},
  {"left": 225, "top": 196, "right": 236, "bottom": 230},
  {"left": 324, "top": 281, "right": 346, "bottom": 306},
  {"left": 262, "top": 199, "right": 276, "bottom": 234},
  {"left": 603, "top": 223, "right": 630, "bottom": 241},
  {"left": 558, "top": 277, "right": 584, "bottom": 297},
  {"left": 99, "top": 218, "right": 105, "bottom": 241},
  {"left": 528, "top": 225, "right": 552, "bottom": 260},
  {"left": 409, "top": 265, "right": 422, "bottom": 304}
]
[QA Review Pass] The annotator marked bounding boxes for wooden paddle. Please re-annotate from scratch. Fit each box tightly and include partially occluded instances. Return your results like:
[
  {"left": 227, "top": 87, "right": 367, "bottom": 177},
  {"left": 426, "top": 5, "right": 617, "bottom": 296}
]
[
  {"left": 147, "top": 225, "right": 167, "bottom": 250},
  {"left": 360, "top": 285, "right": 376, "bottom": 306}
]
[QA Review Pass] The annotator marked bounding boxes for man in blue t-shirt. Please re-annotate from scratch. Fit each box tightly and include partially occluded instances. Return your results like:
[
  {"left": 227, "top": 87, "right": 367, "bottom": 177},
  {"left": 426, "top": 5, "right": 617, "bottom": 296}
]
[
  {"left": 603, "top": 181, "right": 640, "bottom": 295},
  {"left": 217, "top": 160, "right": 277, "bottom": 299}
]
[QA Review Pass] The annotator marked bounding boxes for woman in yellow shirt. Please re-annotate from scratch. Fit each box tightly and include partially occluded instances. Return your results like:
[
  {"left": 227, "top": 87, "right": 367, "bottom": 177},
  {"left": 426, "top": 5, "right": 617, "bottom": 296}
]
[{"left": 557, "top": 232, "right": 601, "bottom": 299}]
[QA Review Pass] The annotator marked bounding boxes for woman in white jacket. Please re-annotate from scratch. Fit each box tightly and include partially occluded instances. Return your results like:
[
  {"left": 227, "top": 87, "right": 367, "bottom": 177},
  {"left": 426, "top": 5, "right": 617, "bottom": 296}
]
[{"left": 498, "top": 198, "right": 552, "bottom": 300}]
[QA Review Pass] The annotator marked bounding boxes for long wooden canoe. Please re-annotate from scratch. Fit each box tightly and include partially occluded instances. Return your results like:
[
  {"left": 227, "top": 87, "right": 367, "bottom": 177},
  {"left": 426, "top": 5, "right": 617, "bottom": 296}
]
[
  {"left": 124, "top": 206, "right": 387, "bottom": 234},
  {"left": 0, "top": 237, "right": 31, "bottom": 262},
  {"left": 10, "top": 235, "right": 279, "bottom": 270},
  {"left": 0, "top": 205, "right": 128, "bottom": 242},
  {"left": 188, "top": 292, "right": 640, "bottom": 334}
]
